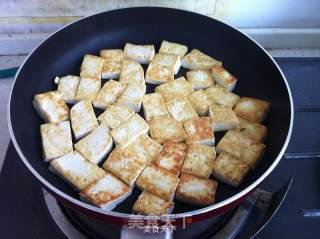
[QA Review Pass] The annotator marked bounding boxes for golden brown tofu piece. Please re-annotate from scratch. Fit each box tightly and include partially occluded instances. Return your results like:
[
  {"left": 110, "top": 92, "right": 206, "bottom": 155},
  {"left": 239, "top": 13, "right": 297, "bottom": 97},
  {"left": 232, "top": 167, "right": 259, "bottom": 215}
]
[
  {"left": 166, "top": 97, "right": 199, "bottom": 122},
  {"left": 54, "top": 75, "right": 80, "bottom": 104},
  {"left": 155, "top": 77, "right": 194, "bottom": 102},
  {"left": 234, "top": 97, "right": 271, "bottom": 123},
  {"left": 33, "top": 91, "right": 69, "bottom": 123},
  {"left": 176, "top": 173, "right": 218, "bottom": 206},
  {"left": 205, "top": 85, "right": 240, "bottom": 108},
  {"left": 148, "top": 116, "right": 186, "bottom": 144},
  {"left": 186, "top": 70, "right": 214, "bottom": 90},
  {"left": 235, "top": 117, "right": 267, "bottom": 143},
  {"left": 70, "top": 100, "right": 99, "bottom": 140},
  {"left": 159, "top": 40, "right": 188, "bottom": 57},
  {"left": 181, "top": 144, "right": 216, "bottom": 178},
  {"left": 111, "top": 113, "right": 149, "bottom": 148},
  {"left": 184, "top": 117, "right": 215, "bottom": 145},
  {"left": 97, "top": 104, "right": 134, "bottom": 129},
  {"left": 153, "top": 141, "right": 187, "bottom": 176},
  {"left": 209, "top": 104, "right": 239, "bottom": 132},
  {"left": 145, "top": 64, "right": 174, "bottom": 85},
  {"left": 136, "top": 164, "right": 180, "bottom": 201},
  {"left": 40, "top": 121, "right": 73, "bottom": 162},
  {"left": 133, "top": 191, "right": 174, "bottom": 216},
  {"left": 213, "top": 152, "right": 250, "bottom": 187},
  {"left": 103, "top": 147, "right": 146, "bottom": 187},
  {"left": 80, "top": 54, "right": 104, "bottom": 79},
  {"left": 93, "top": 80, "right": 126, "bottom": 109},
  {"left": 119, "top": 59, "right": 144, "bottom": 84},
  {"left": 50, "top": 151, "right": 106, "bottom": 191},
  {"left": 211, "top": 65, "right": 237, "bottom": 91},
  {"left": 75, "top": 77, "right": 101, "bottom": 102},
  {"left": 80, "top": 172, "right": 132, "bottom": 210},
  {"left": 216, "top": 130, "right": 266, "bottom": 169},
  {"left": 100, "top": 49, "right": 123, "bottom": 79},
  {"left": 142, "top": 93, "right": 169, "bottom": 121},
  {"left": 181, "top": 49, "right": 221, "bottom": 70},
  {"left": 123, "top": 43, "right": 155, "bottom": 64},
  {"left": 187, "top": 90, "right": 213, "bottom": 116},
  {"left": 122, "top": 134, "right": 162, "bottom": 165}
]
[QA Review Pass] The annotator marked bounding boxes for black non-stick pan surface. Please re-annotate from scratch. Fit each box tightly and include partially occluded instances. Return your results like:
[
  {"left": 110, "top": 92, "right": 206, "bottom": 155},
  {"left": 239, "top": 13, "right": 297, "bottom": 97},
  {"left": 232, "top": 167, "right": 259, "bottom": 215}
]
[{"left": 9, "top": 7, "right": 292, "bottom": 216}]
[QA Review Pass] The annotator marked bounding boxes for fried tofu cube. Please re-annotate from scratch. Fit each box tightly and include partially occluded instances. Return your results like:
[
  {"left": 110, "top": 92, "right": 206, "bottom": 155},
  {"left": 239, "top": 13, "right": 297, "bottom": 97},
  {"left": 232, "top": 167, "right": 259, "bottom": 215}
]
[
  {"left": 205, "top": 85, "right": 240, "bottom": 108},
  {"left": 75, "top": 77, "right": 101, "bottom": 102},
  {"left": 119, "top": 59, "right": 144, "bottom": 84},
  {"left": 111, "top": 113, "right": 149, "bottom": 148},
  {"left": 176, "top": 173, "right": 217, "bottom": 206},
  {"left": 186, "top": 70, "right": 214, "bottom": 90},
  {"left": 155, "top": 77, "right": 194, "bottom": 102},
  {"left": 153, "top": 141, "right": 187, "bottom": 176},
  {"left": 149, "top": 116, "right": 186, "bottom": 144},
  {"left": 213, "top": 152, "right": 250, "bottom": 187},
  {"left": 80, "top": 172, "right": 132, "bottom": 210},
  {"left": 133, "top": 191, "right": 174, "bottom": 216},
  {"left": 33, "top": 91, "right": 69, "bottom": 123},
  {"left": 70, "top": 100, "right": 99, "bottom": 140},
  {"left": 100, "top": 49, "right": 123, "bottom": 79},
  {"left": 123, "top": 134, "right": 162, "bottom": 165},
  {"left": 93, "top": 80, "right": 126, "bottom": 109},
  {"left": 103, "top": 147, "right": 146, "bottom": 187},
  {"left": 212, "top": 65, "right": 237, "bottom": 91},
  {"left": 181, "top": 144, "right": 216, "bottom": 178},
  {"left": 209, "top": 104, "right": 239, "bottom": 132},
  {"left": 183, "top": 117, "right": 215, "bottom": 145},
  {"left": 50, "top": 151, "right": 105, "bottom": 191},
  {"left": 145, "top": 65, "right": 174, "bottom": 85},
  {"left": 80, "top": 54, "right": 104, "bottom": 79},
  {"left": 74, "top": 123, "right": 113, "bottom": 164},
  {"left": 40, "top": 121, "right": 73, "bottom": 162},
  {"left": 216, "top": 130, "right": 266, "bottom": 168},
  {"left": 159, "top": 40, "right": 188, "bottom": 57},
  {"left": 150, "top": 53, "right": 181, "bottom": 74},
  {"left": 117, "top": 83, "right": 146, "bottom": 112},
  {"left": 234, "top": 97, "right": 271, "bottom": 123},
  {"left": 97, "top": 104, "right": 134, "bottom": 129},
  {"left": 136, "top": 164, "right": 180, "bottom": 201},
  {"left": 187, "top": 90, "right": 213, "bottom": 116},
  {"left": 181, "top": 49, "right": 221, "bottom": 70},
  {"left": 166, "top": 97, "right": 199, "bottom": 122},
  {"left": 142, "top": 93, "right": 169, "bottom": 121},
  {"left": 54, "top": 75, "right": 80, "bottom": 104},
  {"left": 123, "top": 43, "right": 155, "bottom": 64},
  {"left": 235, "top": 117, "right": 267, "bottom": 143}
]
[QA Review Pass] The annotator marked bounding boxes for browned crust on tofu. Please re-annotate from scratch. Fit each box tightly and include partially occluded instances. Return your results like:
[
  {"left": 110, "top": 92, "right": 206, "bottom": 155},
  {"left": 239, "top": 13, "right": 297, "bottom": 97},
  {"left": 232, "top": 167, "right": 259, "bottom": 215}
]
[
  {"left": 216, "top": 130, "right": 266, "bottom": 168},
  {"left": 184, "top": 117, "right": 214, "bottom": 144},
  {"left": 213, "top": 152, "right": 250, "bottom": 187},
  {"left": 181, "top": 144, "right": 216, "bottom": 178},
  {"left": 148, "top": 116, "right": 186, "bottom": 144},
  {"left": 80, "top": 173, "right": 131, "bottom": 207},
  {"left": 133, "top": 191, "right": 174, "bottom": 216},
  {"left": 136, "top": 164, "right": 180, "bottom": 201},
  {"left": 153, "top": 141, "right": 187, "bottom": 175},
  {"left": 235, "top": 117, "right": 268, "bottom": 143},
  {"left": 103, "top": 147, "right": 146, "bottom": 186},
  {"left": 234, "top": 97, "right": 271, "bottom": 123},
  {"left": 176, "top": 173, "right": 217, "bottom": 206},
  {"left": 33, "top": 91, "right": 69, "bottom": 123}
]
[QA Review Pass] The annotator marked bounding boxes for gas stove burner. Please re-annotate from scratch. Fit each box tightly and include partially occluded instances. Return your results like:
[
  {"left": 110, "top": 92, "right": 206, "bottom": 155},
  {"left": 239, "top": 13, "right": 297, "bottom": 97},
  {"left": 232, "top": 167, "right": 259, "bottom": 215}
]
[{"left": 43, "top": 180, "right": 292, "bottom": 239}]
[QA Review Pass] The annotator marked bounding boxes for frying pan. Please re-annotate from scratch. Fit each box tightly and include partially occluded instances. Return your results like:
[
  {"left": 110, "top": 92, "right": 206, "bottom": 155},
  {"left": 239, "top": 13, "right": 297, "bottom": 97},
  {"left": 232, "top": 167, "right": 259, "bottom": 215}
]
[{"left": 8, "top": 7, "right": 293, "bottom": 225}]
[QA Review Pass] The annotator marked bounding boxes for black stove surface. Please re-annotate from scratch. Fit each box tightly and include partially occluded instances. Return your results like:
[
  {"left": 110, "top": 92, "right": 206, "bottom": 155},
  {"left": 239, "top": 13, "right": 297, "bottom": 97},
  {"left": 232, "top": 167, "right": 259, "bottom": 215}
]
[{"left": 1, "top": 57, "right": 320, "bottom": 239}]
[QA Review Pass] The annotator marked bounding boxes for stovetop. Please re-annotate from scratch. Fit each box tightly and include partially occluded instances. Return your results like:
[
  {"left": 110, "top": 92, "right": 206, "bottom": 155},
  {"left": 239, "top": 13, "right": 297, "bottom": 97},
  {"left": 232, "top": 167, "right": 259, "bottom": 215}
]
[{"left": 1, "top": 57, "right": 320, "bottom": 239}]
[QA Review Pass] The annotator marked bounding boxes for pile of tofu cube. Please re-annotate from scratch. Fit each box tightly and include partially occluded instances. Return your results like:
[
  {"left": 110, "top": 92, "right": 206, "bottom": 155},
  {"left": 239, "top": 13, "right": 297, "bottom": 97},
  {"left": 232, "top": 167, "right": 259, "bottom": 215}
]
[{"left": 33, "top": 40, "right": 270, "bottom": 216}]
